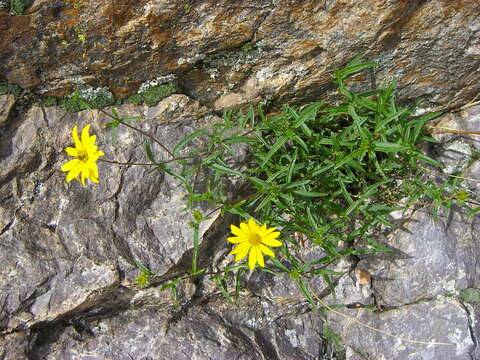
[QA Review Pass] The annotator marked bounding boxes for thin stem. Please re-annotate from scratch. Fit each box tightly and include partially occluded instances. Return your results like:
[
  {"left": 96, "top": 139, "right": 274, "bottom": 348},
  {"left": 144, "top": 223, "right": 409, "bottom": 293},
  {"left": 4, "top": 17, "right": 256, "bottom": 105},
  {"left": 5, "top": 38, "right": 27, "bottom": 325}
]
[
  {"left": 98, "top": 108, "right": 175, "bottom": 158},
  {"left": 205, "top": 192, "right": 257, "bottom": 218},
  {"left": 99, "top": 151, "right": 214, "bottom": 167},
  {"left": 100, "top": 159, "right": 156, "bottom": 166}
]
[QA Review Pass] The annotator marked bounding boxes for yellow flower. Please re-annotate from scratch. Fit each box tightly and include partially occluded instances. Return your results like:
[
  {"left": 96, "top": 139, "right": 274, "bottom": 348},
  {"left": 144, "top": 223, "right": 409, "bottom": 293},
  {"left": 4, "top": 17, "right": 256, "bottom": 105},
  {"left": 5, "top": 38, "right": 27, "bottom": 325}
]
[
  {"left": 61, "top": 124, "right": 104, "bottom": 185},
  {"left": 228, "top": 219, "right": 282, "bottom": 271}
]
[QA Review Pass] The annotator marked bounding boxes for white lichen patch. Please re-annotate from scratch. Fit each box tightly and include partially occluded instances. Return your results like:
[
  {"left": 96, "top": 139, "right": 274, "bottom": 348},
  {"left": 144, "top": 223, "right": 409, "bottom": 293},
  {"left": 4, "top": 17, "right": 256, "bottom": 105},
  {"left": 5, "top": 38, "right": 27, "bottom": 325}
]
[
  {"left": 442, "top": 141, "right": 472, "bottom": 174},
  {"left": 137, "top": 75, "right": 176, "bottom": 94},
  {"left": 74, "top": 87, "right": 114, "bottom": 102},
  {"left": 203, "top": 45, "right": 265, "bottom": 73},
  {"left": 285, "top": 329, "right": 299, "bottom": 347},
  {"left": 412, "top": 107, "right": 433, "bottom": 117}
]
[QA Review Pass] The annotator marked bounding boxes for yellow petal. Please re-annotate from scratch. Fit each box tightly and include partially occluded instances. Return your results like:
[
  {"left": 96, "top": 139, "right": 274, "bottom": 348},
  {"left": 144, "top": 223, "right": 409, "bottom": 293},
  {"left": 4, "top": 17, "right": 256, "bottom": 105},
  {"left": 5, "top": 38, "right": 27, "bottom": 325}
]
[
  {"left": 61, "top": 159, "right": 80, "bottom": 172},
  {"left": 240, "top": 221, "right": 251, "bottom": 235},
  {"left": 255, "top": 247, "right": 265, "bottom": 267},
  {"left": 259, "top": 244, "right": 275, "bottom": 258},
  {"left": 65, "top": 147, "right": 78, "bottom": 157},
  {"left": 261, "top": 236, "right": 282, "bottom": 247},
  {"left": 72, "top": 125, "right": 82, "bottom": 150},
  {"left": 89, "top": 150, "right": 104, "bottom": 162},
  {"left": 88, "top": 134, "right": 97, "bottom": 147},
  {"left": 89, "top": 162, "right": 99, "bottom": 179},
  {"left": 260, "top": 226, "right": 278, "bottom": 237},
  {"left": 230, "top": 224, "right": 243, "bottom": 237},
  {"left": 248, "top": 247, "right": 257, "bottom": 270},
  {"left": 247, "top": 218, "right": 259, "bottom": 233},
  {"left": 65, "top": 167, "right": 81, "bottom": 182},
  {"left": 227, "top": 236, "right": 245, "bottom": 244},
  {"left": 89, "top": 166, "right": 99, "bottom": 183},
  {"left": 81, "top": 124, "right": 91, "bottom": 147},
  {"left": 265, "top": 231, "right": 280, "bottom": 239},
  {"left": 231, "top": 242, "right": 250, "bottom": 262}
]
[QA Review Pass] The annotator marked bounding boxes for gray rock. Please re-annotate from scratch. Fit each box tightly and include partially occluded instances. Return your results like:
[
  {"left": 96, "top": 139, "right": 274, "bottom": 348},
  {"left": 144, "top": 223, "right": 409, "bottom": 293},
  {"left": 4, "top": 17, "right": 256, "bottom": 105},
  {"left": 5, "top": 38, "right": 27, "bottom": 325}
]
[
  {"left": 1, "top": 98, "right": 480, "bottom": 359},
  {"left": 356, "top": 209, "right": 480, "bottom": 308},
  {"left": 327, "top": 299, "right": 475, "bottom": 360},
  {"left": 0, "top": 330, "right": 28, "bottom": 360},
  {"left": 30, "top": 301, "right": 323, "bottom": 360},
  {"left": 0, "top": 94, "right": 15, "bottom": 126},
  {"left": 0, "top": 95, "right": 220, "bottom": 332}
]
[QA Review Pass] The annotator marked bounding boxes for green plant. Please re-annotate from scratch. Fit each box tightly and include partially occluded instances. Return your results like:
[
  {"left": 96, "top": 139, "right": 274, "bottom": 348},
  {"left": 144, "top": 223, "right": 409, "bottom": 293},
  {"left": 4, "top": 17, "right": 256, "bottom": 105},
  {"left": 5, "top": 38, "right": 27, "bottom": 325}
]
[
  {"left": 161, "top": 57, "right": 451, "bottom": 292},
  {"left": 460, "top": 288, "right": 480, "bottom": 303},
  {"left": 0, "top": 82, "right": 21, "bottom": 96},
  {"left": 63, "top": 57, "right": 476, "bottom": 350},
  {"left": 60, "top": 89, "right": 116, "bottom": 112},
  {"left": 134, "top": 260, "right": 154, "bottom": 289},
  {"left": 127, "top": 84, "right": 177, "bottom": 107},
  {"left": 10, "top": 0, "right": 32, "bottom": 14}
]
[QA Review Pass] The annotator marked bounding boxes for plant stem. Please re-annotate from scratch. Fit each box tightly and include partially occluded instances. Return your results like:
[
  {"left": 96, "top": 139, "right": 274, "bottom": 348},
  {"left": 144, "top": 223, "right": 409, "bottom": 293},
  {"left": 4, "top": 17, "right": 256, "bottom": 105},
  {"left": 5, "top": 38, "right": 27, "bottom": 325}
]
[{"left": 98, "top": 108, "right": 175, "bottom": 158}]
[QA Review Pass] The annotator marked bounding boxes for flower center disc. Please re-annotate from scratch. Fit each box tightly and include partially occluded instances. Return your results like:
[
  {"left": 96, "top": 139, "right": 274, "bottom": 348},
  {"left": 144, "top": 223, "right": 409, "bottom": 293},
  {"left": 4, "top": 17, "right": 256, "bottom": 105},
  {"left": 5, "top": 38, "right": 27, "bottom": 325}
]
[
  {"left": 78, "top": 150, "right": 88, "bottom": 162},
  {"left": 248, "top": 233, "right": 261, "bottom": 246}
]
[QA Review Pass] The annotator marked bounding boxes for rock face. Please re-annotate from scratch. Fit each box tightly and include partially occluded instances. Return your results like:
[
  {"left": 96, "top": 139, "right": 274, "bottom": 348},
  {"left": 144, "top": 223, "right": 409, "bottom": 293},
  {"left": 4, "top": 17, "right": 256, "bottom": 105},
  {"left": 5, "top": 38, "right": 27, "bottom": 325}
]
[
  {"left": 0, "top": 95, "right": 15, "bottom": 126},
  {"left": 1, "top": 96, "right": 479, "bottom": 359},
  {"left": 1, "top": 0, "right": 479, "bottom": 109},
  {"left": 1, "top": 1, "right": 480, "bottom": 357}
]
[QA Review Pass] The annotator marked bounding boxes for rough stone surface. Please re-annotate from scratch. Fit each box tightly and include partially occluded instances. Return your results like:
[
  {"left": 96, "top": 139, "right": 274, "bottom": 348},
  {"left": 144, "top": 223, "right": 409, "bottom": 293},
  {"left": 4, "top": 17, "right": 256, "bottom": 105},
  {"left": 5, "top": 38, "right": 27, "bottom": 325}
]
[
  {"left": 0, "top": 95, "right": 220, "bottom": 333},
  {"left": 0, "top": 1, "right": 479, "bottom": 109},
  {"left": 356, "top": 209, "right": 480, "bottom": 308},
  {"left": 328, "top": 299, "right": 475, "bottom": 360},
  {"left": 1, "top": 5, "right": 480, "bottom": 359},
  {"left": 0, "top": 94, "right": 15, "bottom": 126},
  {"left": 29, "top": 299, "right": 323, "bottom": 360},
  {"left": 0, "top": 331, "right": 29, "bottom": 360}
]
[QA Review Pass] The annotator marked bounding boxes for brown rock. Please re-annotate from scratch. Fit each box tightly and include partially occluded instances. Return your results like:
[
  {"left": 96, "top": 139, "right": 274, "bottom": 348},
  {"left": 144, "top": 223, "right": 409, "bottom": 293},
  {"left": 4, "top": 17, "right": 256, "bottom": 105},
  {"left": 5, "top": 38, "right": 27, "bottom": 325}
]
[{"left": 0, "top": 0, "right": 479, "bottom": 108}]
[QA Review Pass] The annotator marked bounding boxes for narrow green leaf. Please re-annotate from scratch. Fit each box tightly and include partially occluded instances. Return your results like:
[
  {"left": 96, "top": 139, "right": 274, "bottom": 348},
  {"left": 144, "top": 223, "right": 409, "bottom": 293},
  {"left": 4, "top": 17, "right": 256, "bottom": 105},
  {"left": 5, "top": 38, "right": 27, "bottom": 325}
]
[
  {"left": 293, "top": 190, "right": 328, "bottom": 198},
  {"left": 467, "top": 207, "right": 480, "bottom": 216},
  {"left": 261, "top": 135, "right": 289, "bottom": 167},
  {"left": 374, "top": 143, "right": 410, "bottom": 153},
  {"left": 224, "top": 136, "right": 257, "bottom": 145},
  {"left": 209, "top": 162, "right": 244, "bottom": 177},
  {"left": 414, "top": 152, "right": 444, "bottom": 169},
  {"left": 173, "top": 129, "right": 209, "bottom": 156},
  {"left": 144, "top": 140, "right": 156, "bottom": 163},
  {"left": 286, "top": 148, "right": 298, "bottom": 183},
  {"left": 214, "top": 275, "right": 233, "bottom": 304},
  {"left": 295, "top": 278, "right": 316, "bottom": 307}
]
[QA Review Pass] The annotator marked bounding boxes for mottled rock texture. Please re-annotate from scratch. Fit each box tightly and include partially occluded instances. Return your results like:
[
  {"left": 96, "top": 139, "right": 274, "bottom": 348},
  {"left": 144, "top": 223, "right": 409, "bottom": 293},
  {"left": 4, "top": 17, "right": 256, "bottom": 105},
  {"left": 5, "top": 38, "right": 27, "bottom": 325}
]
[
  {"left": 0, "top": 99, "right": 479, "bottom": 359},
  {"left": 1, "top": 0, "right": 480, "bottom": 357},
  {"left": 0, "top": 95, "right": 15, "bottom": 125},
  {"left": 0, "top": 0, "right": 479, "bottom": 109}
]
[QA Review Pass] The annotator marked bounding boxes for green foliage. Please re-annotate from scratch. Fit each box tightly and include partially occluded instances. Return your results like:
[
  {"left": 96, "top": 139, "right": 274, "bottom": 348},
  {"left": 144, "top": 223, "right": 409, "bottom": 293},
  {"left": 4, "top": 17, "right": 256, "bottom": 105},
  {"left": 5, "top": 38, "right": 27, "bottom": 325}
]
[
  {"left": 127, "top": 84, "right": 177, "bottom": 106},
  {"left": 60, "top": 89, "right": 116, "bottom": 112},
  {"left": 321, "top": 322, "right": 345, "bottom": 357},
  {"left": 40, "top": 97, "right": 58, "bottom": 107},
  {"left": 96, "top": 57, "right": 475, "bottom": 350},
  {"left": 10, "top": 0, "right": 32, "bottom": 14},
  {"left": 166, "top": 56, "right": 460, "bottom": 290},
  {"left": 134, "top": 260, "right": 154, "bottom": 289},
  {"left": 460, "top": 288, "right": 480, "bottom": 303},
  {"left": 0, "top": 82, "right": 21, "bottom": 96}
]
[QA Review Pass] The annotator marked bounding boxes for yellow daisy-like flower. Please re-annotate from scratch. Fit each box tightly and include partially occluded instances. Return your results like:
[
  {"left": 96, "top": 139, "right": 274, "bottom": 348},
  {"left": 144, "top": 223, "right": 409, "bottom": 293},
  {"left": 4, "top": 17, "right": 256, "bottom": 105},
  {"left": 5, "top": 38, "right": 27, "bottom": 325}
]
[
  {"left": 228, "top": 219, "right": 282, "bottom": 271},
  {"left": 61, "top": 124, "right": 104, "bottom": 185}
]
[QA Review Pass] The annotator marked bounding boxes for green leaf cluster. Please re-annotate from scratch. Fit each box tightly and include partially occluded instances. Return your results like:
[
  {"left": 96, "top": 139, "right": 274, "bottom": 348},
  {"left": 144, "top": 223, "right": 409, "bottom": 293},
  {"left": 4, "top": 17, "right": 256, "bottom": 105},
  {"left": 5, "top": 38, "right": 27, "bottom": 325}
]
[
  {"left": 148, "top": 57, "right": 475, "bottom": 310},
  {"left": 10, "top": 0, "right": 32, "bottom": 15},
  {"left": 0, "top": 82, "right": 21, "bottom": 96}
]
